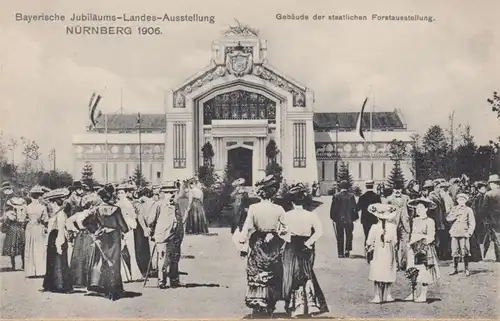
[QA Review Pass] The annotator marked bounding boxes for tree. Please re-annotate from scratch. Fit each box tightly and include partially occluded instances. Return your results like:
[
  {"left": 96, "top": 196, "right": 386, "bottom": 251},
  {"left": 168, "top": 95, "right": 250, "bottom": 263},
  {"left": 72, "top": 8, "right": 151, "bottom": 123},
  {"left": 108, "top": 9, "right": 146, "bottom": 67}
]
[
  {"left": 16, "top": 138, "right": 42, "bottom": 189},
  {"left": 421, "top": 125, "right": 450, "bottom": 179},
  {"left": 265, "top": 139, "right": 283, "bottom": 183},
  {"left": 266, "top": 139, "right": 279, "bottom": 163},
  {"left": 337, "top": 162, "right": 354, "bottom": 190},
  {"left": 198, "top": 164, "right": 218, "bottom": 188},
  {"left": 201, "top": 142, "right": 215, "bottom": 166},
  {"left": 387, "top": 139, "right": 407, "bottom": 188},
  {"left": 81, "top": 162, "right": 94, "bottom": 188},
  {"left": 454, "top": 125, "right": 479, "bottom": 180},
  {"left": 487, "top": 91, "right": 500, "bottom": 119},
  {"left": 132, "top": 164, "right": 147, "bottom": 187},
  {"left": 409, "top": 133, "right": 424, "bottom": 181},
  {"left": 39, "top": 170, "right": 73, "bottom": 189}
]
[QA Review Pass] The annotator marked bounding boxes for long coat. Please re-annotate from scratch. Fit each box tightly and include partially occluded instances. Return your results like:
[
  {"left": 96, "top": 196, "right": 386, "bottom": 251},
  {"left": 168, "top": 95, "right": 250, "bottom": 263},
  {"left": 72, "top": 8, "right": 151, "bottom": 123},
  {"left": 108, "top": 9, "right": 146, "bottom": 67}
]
[
  {"left": 330, "top": 190, "right": 358, "bottom": 224},
  {"left": 84, "top": 204, "right": 129, "bottom": 298}
]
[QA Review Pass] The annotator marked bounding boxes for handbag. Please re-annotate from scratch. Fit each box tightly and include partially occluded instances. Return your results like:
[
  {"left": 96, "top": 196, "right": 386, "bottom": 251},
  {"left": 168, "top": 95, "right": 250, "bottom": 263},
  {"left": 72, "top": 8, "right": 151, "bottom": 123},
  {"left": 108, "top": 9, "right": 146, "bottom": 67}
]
[{"left": 366, "top": 249, "right": 374, "bottom": 263}]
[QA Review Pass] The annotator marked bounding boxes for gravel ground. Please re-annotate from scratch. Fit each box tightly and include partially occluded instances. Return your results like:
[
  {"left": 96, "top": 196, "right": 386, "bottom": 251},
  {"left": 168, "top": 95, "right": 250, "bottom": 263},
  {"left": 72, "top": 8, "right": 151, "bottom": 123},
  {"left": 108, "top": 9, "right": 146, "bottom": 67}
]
[{"left": 0, "top": 196, "right": 499, "bottom": 319}]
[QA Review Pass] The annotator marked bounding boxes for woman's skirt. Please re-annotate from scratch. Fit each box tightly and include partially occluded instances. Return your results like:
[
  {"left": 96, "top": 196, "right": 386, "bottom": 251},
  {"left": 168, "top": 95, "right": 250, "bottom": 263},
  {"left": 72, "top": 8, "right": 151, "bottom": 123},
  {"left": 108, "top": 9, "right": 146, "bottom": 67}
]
[
  {"left": 70, "top": 230, "right": 94, "bottom": 286},
  {"left": 185, "top": 199, "right": 209, "bottom": 235},
  {"left": 407, "top": 245, "right": 440, "bottom": 284},
  {"left": 245, "top": 231, "right": 284, "bottom": 312},
  {"left": 369, "top": 242, "right": 397, "bottom": 283},
  {"left": 134, "top": 222, "right": 151, "bottom": 277},
  {"left": 43, "top": 230, "right": 73, "bottom": 293},
  {"left": 2, "top": 221, "right": 25, "bottom": 257},
  {"left": 24, "top": 223, "right": 47, "bottom": 277},
  {"left": 282, "top": 236, "right": 328, "bottom": 317}
]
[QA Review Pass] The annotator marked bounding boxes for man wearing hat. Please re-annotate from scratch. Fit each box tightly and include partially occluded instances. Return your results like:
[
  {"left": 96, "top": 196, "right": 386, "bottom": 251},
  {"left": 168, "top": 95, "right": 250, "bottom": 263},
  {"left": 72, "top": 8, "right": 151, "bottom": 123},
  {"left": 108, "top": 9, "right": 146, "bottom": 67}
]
[
  {"left": 146, "top": 184, "right": 184, "bottom": 288},
  {"left": 427, "top": 180, "right": 451, "bottom": 260},
  {"left": 357, "top": 180, "right": 382, "bottom": 242},
  {"left": 386, "top": 179, "right": 411, "bottom": 270},
  {"left": 483, "top": 174, "right": 500, "bottom": 262},
  {"left": 330, "top": 180, "right": 358, "bottom": 258},
  {"left": 446, "top": 193, "right": 476, "bottom": 276},
  {"left": 472, "top": 181, "right": 488, "bottom": 261},
  {"left": 1, "top": 181, "right": 15, "bottom": 216},
  {"left": 230, "top": 178, "right": 250, "bottom": 235}
]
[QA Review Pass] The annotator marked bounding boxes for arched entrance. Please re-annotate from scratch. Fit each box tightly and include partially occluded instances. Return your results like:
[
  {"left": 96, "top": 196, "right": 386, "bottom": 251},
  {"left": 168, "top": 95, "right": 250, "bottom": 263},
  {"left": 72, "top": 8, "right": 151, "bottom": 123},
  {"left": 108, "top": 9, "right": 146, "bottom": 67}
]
[{"left": 227, "top": 146, "right": 253, "bottom": 186}]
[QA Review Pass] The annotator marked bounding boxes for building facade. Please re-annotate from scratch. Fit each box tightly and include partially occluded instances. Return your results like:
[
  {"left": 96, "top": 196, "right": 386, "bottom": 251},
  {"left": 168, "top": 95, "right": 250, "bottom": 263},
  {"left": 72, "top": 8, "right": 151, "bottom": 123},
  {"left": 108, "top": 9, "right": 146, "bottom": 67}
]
[{"left": 72, "top": 26, "right": 414, "bottom": 191}]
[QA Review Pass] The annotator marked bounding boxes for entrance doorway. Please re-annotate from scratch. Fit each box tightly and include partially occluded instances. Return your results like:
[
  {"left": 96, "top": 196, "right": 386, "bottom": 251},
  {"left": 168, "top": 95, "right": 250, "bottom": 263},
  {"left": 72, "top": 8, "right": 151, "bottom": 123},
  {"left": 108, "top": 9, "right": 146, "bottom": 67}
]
[{"left": 227, "top": 147, "right": 252, "bottom": 186}]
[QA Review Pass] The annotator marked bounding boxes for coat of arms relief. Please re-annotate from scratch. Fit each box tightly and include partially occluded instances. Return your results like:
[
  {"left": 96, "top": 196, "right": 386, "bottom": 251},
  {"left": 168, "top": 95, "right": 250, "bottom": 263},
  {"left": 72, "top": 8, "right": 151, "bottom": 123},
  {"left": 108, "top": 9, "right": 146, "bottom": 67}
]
[
  {"left": 225, "top": 43, "right": 253, "bottom": 77},
  {"left": 172, "top": 20, "right": 307, "bottom": 108}
]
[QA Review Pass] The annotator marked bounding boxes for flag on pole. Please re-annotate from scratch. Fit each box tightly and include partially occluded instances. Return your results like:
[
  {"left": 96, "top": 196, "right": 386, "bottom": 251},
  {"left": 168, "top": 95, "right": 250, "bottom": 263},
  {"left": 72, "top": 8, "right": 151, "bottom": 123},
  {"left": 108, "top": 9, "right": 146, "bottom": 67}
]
[
  {"left": 88, "top": 92, "right": 103, "bottom": 128},
  {"left": 355, "top": 97, "right": 368, "bottom": 141}
]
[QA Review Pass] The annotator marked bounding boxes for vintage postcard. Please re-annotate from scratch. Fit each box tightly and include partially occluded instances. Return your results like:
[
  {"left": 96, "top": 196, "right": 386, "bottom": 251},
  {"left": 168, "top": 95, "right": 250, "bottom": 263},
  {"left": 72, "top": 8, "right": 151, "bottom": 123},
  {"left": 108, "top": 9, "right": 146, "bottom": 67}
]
[{"left": 0, "top": 0, "right": 499, "bottom": 319}]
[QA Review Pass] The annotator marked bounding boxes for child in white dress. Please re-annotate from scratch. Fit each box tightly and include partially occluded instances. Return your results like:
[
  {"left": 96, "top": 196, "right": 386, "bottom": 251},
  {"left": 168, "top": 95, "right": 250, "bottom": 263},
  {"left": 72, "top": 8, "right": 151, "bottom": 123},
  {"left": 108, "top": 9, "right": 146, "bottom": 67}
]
[{"left": 366, "top": 203, "right": 398, "bottom": 303}]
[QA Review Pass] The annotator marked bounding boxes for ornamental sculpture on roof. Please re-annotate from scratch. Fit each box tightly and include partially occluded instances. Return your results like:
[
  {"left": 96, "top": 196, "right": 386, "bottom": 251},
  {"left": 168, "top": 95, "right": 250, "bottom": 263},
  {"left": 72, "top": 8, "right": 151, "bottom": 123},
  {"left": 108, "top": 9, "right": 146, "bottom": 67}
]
[{"left": 222, "top": 19, "right": 259, "bottom": 37}]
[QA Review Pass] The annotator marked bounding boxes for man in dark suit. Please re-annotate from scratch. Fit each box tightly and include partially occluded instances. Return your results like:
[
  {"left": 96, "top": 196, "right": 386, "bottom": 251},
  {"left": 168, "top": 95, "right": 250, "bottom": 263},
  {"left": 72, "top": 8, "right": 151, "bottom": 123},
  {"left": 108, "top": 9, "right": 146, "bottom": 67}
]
[
  {"left": 330, "top": 180, "right": 358, "bottom": 258},
  {"left": 357, "top": 180, "right": 382, "bottom": 242}
]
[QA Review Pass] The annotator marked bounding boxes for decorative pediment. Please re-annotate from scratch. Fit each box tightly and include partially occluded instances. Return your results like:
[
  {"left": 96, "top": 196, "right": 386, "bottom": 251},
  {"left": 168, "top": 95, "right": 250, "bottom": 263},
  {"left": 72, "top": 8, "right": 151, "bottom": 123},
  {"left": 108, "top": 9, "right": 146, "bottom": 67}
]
[{"left": 173, "top": 65, "right": 306, "bottom": 108}]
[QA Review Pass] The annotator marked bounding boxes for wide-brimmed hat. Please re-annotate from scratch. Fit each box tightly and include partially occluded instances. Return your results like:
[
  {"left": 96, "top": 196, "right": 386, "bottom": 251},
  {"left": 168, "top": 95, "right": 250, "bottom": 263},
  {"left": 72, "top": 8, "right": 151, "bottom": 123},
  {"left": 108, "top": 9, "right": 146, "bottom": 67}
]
[
  {"left": 423, "top": 180, "right": 434, "bottom": 189},
  {"left": 368, "top": 203, "right": 397, "bottom": 221},
  {"left": 97, "top": 183, "right": 115, "bottom": 201},
  {"left": 1, "top": 182, "right": 13, "bottom": 194},
  {"left": 339, "top": 180, "right": 349, "bottom": 190},
  {"left": 134, "top": 186, "right": 152, "bottom": 199},
  {"left": 116, "top": 181, "right": 136, "bottom": 191},
  {"left": 408, "top": 197, "right": 437, "bottom": 210},
  {"left": 488, "top": 174, "right": 500, "bottom": 183},
  {"left": 438, "top": 181, "right": 450, "bottom": 188},
  {"left": 232, "top": 178, "right": 245, "bottom": 187},
  {"left": 92, "top": 183, "right": 103, "bottom": 191},
  {"left": 450, "top": 178, "right": 460, "bottom": 184},
  {"left": 456, "top": 193, "right": 469, "bottom": 201},
  {"left": 6, "top": 197, "right": 27, "bottom": 207},
  {"left": 255, "top": 175, "right": 278, "bottom": 188},
  {"left": 43, "top": 188, "right": 71, "bottom": 202},
  {"left": 365, "top": 180, "right": 375, "bottom": 188},
  {"left": 159, "top": 183, "right": 177, "bottom": 194},
  {"left": 69, "top": 181, "right": 86, "bottom": 191},
  {"left": 30, "top": 185, "right": 46, "bottom": 195},
  {"left": 475, "top": 181, "right": 488, "bottom": 188}
]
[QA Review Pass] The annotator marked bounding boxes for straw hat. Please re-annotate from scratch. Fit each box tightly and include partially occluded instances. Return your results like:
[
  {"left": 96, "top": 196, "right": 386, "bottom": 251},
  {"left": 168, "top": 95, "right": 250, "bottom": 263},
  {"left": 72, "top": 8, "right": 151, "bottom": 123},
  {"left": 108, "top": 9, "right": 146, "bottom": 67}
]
[
  {"left": 423, "top": 180, "right": 434, "bottom": 189},
  {"left": 6, "top": 197, "right": 27, "bottom": 207},
  {"left": 29, "top": 185, "right": 46, "bottom": 195},
  {"left": 367, "top": 203, "right": 397, "bottom": 221},
  {"left": 408, "top": 197, "right": 437, "bottom": 210},
  {"left": 232, "top": 178, "right": 245, "bottom": 187},
  {"left": 456, "top": 193, "right": 469, "bottom": 201},
  {"left": 488, "top": 174, "right": 500, "bottom": 183},
  {"left": 43, "top": 188, "right": 71, "bottom": 202}
]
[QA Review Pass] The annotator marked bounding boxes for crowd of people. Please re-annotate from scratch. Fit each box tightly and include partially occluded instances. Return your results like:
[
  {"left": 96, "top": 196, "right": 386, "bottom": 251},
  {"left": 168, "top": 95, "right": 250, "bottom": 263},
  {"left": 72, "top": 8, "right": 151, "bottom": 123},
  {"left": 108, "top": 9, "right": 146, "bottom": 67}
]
[
  {"left": 1, "top": 172, "right": 499, "bottom": 317},
  {"left": 0, "top": 177, "right": 211, "bottom": 299},
  {"left": 329, "top": 174, "right": 500, "bottom": 303}
]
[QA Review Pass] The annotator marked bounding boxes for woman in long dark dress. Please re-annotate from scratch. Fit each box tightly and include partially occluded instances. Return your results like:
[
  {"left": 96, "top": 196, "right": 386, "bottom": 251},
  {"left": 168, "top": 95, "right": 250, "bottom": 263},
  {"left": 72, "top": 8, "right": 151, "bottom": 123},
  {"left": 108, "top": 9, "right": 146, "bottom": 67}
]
[
  {"left": 83, "top": 184, "right": 130, "bottom": 300},
  {"left": 282, "top": 185, "right": 328, "bottom": 317},
  {"left": 185, "top": 181, "right": 209, "bottom": 234},
  {"left": 2, "top": 197, "right": 27, "bottom": 271},
  {"left": 239, "top": 175, "right": 288, "bottom": 317},
  {"left": 132, "top": 187, "right": 151, "bottom": 277},
  {"left": 42, "top": 188, "right": 73, "bottom": 293}
]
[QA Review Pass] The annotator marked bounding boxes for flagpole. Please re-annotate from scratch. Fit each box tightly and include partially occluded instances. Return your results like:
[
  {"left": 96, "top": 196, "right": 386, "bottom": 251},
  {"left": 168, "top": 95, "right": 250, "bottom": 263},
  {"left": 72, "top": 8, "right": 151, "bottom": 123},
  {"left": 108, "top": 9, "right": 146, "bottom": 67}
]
[
  {"left": 105, "top": 113, "right": 109, "bottom": 184},
  {"left": 370, "top": 90, "right": 374, "bottom": 176},
  {"left": 138, "top": 113, "right": 142, "bottom": 185}
]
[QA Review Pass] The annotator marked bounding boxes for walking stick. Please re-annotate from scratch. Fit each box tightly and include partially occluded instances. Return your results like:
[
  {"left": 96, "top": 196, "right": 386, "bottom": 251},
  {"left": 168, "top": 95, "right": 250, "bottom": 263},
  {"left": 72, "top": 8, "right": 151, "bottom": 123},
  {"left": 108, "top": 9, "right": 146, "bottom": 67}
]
[{"left": 143, "top": 242, "right": 157, "bottom": 288}]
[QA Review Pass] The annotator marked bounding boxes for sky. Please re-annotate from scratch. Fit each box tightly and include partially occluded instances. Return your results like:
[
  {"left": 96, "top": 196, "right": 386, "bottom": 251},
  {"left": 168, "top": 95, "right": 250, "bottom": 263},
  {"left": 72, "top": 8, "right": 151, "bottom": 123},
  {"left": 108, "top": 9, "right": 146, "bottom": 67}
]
[{"left": 0, "top": 0, "right": 499, "bottom": 173}]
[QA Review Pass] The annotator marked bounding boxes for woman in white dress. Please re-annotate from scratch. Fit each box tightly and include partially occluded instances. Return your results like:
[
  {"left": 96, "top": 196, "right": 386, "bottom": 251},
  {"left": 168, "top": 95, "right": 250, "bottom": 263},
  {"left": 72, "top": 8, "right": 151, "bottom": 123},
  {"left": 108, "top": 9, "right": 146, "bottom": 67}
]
[
  {"left": 365, "top": 203, "right": 398, "bottom": 303},
  {"left": 24, "top": 186, "right": 48, "bottom": 277},
  {"left": 116, "top": 182, "right": 143, "bottom": 282},
  {"left": 405, "top": 197, "right": 440, "bottom": 302},
  {"left": 282, "top": 185, "right": 328, "bottom": 317}
]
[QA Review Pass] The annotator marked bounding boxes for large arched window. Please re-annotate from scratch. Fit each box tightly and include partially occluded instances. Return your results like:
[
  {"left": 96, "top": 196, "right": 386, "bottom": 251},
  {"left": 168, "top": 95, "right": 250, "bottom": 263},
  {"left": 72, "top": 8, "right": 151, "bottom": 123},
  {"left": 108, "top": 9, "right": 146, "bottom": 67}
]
[{"left": 203, "top": 90, "right": 276, "bottom": 125}]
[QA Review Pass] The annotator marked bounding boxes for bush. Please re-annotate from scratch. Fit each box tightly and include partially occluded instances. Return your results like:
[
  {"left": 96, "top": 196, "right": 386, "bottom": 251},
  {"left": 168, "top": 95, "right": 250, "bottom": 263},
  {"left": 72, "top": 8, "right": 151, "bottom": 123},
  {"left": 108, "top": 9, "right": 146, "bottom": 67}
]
[{"left": 353, "top": 185, "right": 362, "bottom": 196}]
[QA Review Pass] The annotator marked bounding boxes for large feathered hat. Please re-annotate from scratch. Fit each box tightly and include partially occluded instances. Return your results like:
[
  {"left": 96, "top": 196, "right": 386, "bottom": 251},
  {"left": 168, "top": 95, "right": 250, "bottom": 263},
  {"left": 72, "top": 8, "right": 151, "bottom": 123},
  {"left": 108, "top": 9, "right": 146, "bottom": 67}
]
[
  {"left": 408, "top": 197, "right": 437, "bottom": 210},
  {"left": 43, "top": 188, "right": 71, "bottom": 202},
  {"left": 6, "top": 197, "right": 27, "bottom": 207},
  {"left": 1, "top": 182, "right": 13, "bottom": 195},
  {"left": 368, "top": 203, "right": 397, "bottom": 221},
  {"left": 29, "top": 185, "right": 46, "bottom": 195},
  {"left": 255, "top": 175, "right": 280, "bottom": 198},
  {"left": 232, "top": 178, "right": 245, "bottom": 187},
  {"left": 97, "top": 183, "right": 115, "bottom": 202}
]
